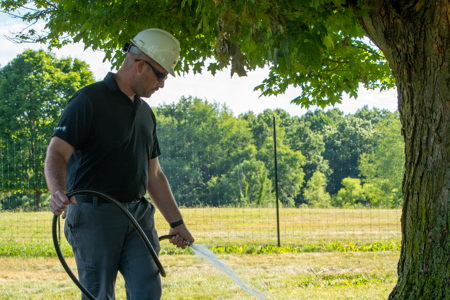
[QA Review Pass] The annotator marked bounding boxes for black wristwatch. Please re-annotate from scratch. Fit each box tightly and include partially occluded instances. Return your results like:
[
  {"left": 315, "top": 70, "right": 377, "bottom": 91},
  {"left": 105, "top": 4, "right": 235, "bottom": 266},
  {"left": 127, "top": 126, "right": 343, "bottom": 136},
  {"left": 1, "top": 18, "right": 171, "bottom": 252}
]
[{"left": 170, "top": 219, "right": 184, "bottom": 228}]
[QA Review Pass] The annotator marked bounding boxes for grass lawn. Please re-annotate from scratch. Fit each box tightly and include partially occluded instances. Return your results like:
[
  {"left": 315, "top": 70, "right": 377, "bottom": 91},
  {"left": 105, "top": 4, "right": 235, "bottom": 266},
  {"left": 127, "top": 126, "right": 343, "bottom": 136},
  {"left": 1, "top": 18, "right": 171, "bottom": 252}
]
[
  {"left": 0, "top": 208, "right": 401, "bottom": 299},
  {"left": 0, "top": 251, "right": 399, "bottom": 299}
]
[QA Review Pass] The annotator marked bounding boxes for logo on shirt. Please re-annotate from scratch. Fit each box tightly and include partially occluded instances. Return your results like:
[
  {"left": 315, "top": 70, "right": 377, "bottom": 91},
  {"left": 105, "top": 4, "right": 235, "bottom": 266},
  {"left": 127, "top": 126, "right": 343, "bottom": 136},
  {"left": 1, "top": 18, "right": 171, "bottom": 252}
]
[{"left": 55, "top": 126, "right": 67, "bottom": 132}]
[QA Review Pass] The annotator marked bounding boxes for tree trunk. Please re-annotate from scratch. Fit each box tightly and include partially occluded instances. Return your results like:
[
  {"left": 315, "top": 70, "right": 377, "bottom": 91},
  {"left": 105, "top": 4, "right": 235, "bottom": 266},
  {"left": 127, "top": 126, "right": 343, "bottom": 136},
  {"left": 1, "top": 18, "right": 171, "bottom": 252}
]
[
  {"left": 34, "top": 190, "right": 42, "bottom": 209},
  {"left": 352, "top": 0, "right": 450, "bottom": 298}
]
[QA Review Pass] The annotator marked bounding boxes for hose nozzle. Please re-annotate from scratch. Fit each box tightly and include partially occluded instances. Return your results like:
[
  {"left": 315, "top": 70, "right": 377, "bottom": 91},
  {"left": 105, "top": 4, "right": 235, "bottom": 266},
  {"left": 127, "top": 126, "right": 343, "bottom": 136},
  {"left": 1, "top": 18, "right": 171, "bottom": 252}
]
[{"left": 158, "top": 234, "right": 191, "bottom": 246}]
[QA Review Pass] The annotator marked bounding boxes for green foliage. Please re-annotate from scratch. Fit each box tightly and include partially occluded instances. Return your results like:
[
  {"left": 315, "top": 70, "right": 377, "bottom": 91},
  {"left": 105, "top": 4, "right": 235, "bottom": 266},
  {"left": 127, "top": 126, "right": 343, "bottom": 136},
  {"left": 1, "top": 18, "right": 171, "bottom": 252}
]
[
  {"left": 257, "top": 136, "right": 305, "bottom": 207},
  {"left": 332, "top": 177, "right": 365, "bottom": 208},
  {"left": 358, "top": 113, "right": 404, "bottom": 208},
  {"left": 155, "top": 96, "right": 254, "bottom": 206},
  {"left": 0, "top": 239, "right": 400, "bottom": 257},
  {"left": 154, "top": 101, "right": 403, "bottom": 209},
  {"left": 0, "top": 50, "right": 95, "bottom": 207},
  {"left": 207, "top": 158, "right": 274, "bottom": 206},
  {"left": 303, "top": 170, "right": 331, "bottom": 207},
  {"left": 285, "top": 111, "right": 332, "bottom": 199},
  {"left": 323, "top": 112, "right": 378, "bottom": 194},
  {"left": 155, "top": 98, "right": 305, "bottom": 207},
  {"left": 241, "top": 109, "right": 306, "bottom": 206},
  {"left": 210, "top": 241, "right": 400, "bottom": 254},
  {"left": 0, "top": 192, "right": 50, "bottom": 210},
  {"left": 0, "top": 0, "right": 395, "bottom": 107}
]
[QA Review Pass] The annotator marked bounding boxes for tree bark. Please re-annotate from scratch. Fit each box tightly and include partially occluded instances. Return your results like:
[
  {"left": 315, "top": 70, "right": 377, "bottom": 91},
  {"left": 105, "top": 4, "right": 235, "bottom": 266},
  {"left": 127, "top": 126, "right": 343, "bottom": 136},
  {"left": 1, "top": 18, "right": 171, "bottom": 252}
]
[
  {"left": 352, "top": 0, "right": 450, "bottom": 298},
  {"left": 34, "top": 190, "right": 42, "bottom": 209}
]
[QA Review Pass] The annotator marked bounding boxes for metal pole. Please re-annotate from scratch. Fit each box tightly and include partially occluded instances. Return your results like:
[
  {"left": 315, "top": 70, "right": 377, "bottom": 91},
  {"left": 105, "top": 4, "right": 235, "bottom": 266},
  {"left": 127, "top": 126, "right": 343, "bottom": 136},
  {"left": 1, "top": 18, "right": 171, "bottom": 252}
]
[{"left": 273, "top": 116, "right": 281, "bottom": 247}]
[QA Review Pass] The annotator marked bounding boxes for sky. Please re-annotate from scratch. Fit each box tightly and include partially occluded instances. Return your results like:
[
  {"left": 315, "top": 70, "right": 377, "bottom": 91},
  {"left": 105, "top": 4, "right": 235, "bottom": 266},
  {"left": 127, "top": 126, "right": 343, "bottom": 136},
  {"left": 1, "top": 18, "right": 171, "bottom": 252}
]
[{"left": 0, "top": 12, "right": 399, "bottom": 117}]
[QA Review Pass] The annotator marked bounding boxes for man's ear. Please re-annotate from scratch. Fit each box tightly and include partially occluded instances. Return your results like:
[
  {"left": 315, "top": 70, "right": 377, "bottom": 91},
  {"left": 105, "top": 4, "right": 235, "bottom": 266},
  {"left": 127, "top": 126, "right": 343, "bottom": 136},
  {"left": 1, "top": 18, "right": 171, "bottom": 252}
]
[{"left": 135, "top": 60, "right": 146, "bottom": 74}]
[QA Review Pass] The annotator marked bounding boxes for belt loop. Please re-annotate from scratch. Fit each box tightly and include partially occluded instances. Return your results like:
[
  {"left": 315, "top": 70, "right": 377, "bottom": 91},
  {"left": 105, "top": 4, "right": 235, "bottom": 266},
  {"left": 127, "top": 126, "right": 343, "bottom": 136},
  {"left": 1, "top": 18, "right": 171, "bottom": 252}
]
[{"left": 93, "top": 196, "right": 98, "bottom": 207}]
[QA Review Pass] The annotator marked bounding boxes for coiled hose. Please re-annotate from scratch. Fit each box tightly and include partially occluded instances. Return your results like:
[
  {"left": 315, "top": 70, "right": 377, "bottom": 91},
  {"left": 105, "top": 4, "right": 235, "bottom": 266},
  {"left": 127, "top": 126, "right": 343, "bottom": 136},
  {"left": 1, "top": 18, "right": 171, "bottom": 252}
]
[{"left": 52, "top": 189, "right": 186, "bottom": 300}]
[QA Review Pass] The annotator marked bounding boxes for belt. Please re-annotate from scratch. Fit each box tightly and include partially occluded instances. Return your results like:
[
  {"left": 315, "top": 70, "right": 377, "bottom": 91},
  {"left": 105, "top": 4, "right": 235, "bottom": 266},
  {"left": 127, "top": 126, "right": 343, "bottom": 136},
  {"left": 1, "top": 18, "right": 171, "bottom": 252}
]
[{"left": 75, "top": 195, "right": 145, "bottom": 204}]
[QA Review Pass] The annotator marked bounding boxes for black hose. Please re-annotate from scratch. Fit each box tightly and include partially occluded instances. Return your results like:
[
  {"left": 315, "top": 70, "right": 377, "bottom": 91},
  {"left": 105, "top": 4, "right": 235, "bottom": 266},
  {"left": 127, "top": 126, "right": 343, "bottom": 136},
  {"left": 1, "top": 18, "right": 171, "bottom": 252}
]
[
  {"left": 52, "top": 189, "right": 168, "bottom": 300},
  {"left": 159, "top": 234, "right": 191, "bottom": 245}
]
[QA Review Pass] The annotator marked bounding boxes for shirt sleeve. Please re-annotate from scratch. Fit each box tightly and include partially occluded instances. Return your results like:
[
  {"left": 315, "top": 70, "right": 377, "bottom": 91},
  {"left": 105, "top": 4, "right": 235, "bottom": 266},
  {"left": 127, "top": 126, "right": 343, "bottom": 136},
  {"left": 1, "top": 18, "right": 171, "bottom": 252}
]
[{"left": 52, "top": 92, "right": 93, "bottom": 150}]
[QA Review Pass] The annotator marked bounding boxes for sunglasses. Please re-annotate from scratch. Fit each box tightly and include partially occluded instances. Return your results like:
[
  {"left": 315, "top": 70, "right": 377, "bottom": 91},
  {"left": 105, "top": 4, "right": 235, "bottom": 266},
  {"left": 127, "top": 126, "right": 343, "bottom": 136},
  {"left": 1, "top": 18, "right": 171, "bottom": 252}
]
[{"left": 135, "top": 59, "right": 168, "bottom": 82}]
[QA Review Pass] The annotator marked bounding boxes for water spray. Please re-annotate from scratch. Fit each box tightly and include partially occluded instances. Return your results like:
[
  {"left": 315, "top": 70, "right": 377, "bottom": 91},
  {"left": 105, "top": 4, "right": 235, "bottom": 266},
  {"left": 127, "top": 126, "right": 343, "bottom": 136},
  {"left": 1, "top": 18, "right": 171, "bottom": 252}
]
[{"left": 189, "top": 244, "right": 267, "bottom": 299}]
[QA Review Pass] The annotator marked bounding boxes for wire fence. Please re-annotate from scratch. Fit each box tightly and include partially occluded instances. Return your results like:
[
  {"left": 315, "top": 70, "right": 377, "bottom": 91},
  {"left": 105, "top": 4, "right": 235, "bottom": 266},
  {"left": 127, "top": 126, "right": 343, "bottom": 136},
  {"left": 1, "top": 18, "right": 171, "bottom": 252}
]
[
  {"left": 0, "top": 207, "right": 401, "bottom": 250},
  {"left": 159, "top": 207, "right": 401, "bottom": 246},
  {"left": 0, "top": 116, "right": 403, "bottom": 249}
]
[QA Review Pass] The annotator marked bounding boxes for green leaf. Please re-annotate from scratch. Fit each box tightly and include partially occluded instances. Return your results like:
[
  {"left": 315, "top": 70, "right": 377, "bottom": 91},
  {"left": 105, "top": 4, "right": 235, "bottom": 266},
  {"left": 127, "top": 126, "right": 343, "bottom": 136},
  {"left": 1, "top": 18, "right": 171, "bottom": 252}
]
[
  {"left": 323, "top": 35, "right": 334, "bottom": 49},
  {"left": 312, "top": 0, "right": 320, "bottom": 10}
]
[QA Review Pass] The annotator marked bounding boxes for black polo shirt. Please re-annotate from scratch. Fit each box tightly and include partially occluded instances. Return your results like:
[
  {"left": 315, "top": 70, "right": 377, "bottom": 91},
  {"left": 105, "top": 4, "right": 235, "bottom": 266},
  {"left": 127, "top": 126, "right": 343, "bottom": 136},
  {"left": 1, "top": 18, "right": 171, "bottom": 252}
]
[{"left": 53, "top": 72, "right": 161, "bottom": 202}]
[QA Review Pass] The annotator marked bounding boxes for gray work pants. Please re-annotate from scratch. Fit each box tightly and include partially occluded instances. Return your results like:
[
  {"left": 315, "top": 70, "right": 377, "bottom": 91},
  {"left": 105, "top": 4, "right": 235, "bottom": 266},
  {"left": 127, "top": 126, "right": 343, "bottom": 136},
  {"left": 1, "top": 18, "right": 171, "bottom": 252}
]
[{"left": 64, "top": 199, "right": 162, "bottom": 300}]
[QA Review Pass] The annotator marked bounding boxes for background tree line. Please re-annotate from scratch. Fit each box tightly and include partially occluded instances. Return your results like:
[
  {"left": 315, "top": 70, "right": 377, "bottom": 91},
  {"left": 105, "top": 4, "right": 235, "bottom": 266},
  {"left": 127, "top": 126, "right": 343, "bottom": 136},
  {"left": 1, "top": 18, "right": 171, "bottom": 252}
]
[
  {"left": 155, "top": 96, "right": 404, "bottom": 208},
  {"left": 0, "top": 50, "right": 404, "bottom": 209}
]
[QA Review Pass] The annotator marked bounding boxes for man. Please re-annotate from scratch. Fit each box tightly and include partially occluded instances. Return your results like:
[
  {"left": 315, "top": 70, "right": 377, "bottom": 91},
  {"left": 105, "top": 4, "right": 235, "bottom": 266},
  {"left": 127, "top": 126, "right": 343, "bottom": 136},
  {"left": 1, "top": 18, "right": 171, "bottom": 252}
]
[{"left": 45, "top": 28, "right": 194, "bottom": 299}]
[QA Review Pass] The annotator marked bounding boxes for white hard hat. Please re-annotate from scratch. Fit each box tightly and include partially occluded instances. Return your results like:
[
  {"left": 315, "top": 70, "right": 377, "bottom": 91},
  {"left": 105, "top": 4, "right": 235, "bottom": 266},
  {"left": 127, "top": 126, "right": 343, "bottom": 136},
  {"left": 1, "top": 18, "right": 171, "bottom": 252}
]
[{"left": 130, "top": 28, "right": 180, "bottom": 77}]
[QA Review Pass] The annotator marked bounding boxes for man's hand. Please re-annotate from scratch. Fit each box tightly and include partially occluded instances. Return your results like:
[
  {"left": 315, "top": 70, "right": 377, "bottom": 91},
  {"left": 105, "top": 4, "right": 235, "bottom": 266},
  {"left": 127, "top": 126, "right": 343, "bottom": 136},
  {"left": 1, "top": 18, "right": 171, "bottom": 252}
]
[
  {"left": 168, "top": 224, "right": 194, "bottom": 250},
  {"left": 49, "top": 190, "right": 76, "bottom": 216}
]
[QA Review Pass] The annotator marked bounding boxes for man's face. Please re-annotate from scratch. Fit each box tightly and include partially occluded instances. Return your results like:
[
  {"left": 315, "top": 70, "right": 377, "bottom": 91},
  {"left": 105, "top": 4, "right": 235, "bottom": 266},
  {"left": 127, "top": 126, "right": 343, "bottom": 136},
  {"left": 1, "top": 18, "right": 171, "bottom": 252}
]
[{"left": 133, "top": 58, "right": 167, "bottom": 98}]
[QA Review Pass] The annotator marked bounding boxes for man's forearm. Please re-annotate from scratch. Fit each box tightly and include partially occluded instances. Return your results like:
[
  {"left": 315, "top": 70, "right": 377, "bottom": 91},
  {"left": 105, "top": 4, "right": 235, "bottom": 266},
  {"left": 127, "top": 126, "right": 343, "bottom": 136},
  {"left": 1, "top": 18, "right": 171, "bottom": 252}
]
[
  {"left": 45, "top": 137, "right": 75, "bottom": 215},
  {"left": 45, "top": 137, "right": 75, "bottom": 194},
  {"left": 147, "top": 158, "right": 194, "bottom": 247},
  {"left": 45, "top": 150, "right": 69, "bottom": 193},
  {"left": 147, "top": 172, "right": 183, "bottom": 224}
]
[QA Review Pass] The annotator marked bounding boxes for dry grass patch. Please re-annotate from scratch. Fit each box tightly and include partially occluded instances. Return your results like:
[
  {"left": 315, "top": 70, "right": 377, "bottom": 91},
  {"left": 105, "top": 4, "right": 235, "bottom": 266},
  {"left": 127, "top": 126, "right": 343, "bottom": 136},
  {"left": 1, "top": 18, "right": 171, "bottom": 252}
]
[{"left": 1, "top": 251, "right": 398, "bottom": 299}]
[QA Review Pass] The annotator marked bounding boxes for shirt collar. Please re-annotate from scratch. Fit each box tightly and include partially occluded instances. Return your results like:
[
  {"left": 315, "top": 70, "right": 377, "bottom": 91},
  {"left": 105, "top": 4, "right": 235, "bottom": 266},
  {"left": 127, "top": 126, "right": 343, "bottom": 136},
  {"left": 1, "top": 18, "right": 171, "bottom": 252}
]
[
  {"left": 104, "top": 72, "right": 120, "bottom": 92},
  {"left": 103, "top": 72, "right": 142, "bottom": 106}
]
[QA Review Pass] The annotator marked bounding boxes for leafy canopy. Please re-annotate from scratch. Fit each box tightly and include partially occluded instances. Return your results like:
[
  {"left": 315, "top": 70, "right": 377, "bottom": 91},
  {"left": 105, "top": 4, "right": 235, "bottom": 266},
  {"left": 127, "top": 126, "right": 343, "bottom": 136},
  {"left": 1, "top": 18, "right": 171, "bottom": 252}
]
[{"left": 1, "top": 0, "right": 394, "bottom": 107}]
